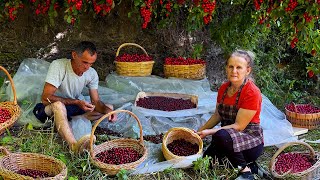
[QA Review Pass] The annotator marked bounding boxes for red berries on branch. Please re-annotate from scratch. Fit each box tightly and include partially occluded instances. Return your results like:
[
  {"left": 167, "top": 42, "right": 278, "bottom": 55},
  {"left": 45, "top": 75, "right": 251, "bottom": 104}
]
[
  {"left": 116, "top": 54, "right": 153, "bottom": 62},
  {"left": 165, "top": 57, "right": 206, "bottom": 65},
  {"left": 140, "top": 7, "right": 152, "bottom": 29},
  {"left": 290, "top": 37, "right": 298, "bottom": 48},
  {"left": 285, "top": 0, "right": 298, "bottom": 12}
]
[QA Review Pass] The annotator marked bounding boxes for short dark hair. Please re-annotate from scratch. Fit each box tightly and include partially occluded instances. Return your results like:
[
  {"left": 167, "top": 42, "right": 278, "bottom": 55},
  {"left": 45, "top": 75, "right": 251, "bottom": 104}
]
[{"left": 74, "top": 41, "right": 97, "bottom": 56}]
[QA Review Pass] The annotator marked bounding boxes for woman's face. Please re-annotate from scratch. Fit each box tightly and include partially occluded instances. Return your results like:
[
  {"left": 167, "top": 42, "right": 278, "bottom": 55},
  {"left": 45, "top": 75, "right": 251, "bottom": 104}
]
[{"left": 226, "top": 55, "right": 251, "bottom": 84}]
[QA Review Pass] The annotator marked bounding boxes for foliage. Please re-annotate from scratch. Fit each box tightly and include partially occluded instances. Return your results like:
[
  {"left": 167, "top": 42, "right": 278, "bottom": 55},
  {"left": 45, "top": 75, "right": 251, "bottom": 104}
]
[
  {"left": 0, "top": 0, "right": 114, "bottom": 26},
  {"left": 253, "top": 0, "right": 320, "bottom": 76}
]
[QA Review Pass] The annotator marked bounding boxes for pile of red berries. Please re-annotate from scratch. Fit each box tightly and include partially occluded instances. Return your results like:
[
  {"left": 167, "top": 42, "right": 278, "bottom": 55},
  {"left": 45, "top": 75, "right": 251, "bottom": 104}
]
[
  {"left": 167, "top": 139, "right": 199, "bottom": 156},
  {"left": 285, "top": 103, "right": 320, "bottom": 114},
  {"left": 0, "top": 108, "right": 11, "bottom": 123},
  {"left": 97, "top": 147, "right": 142, "bottom": 165},
  {"left": 275, "top": 153, "right": 313, "bottom": 174},
  {"left": 116, "top": 54, "right": 153, "bottom": 62},
  {"left": 136, "top": 96, "right": 196, "bottom": 111},
  {"left": 165, "top": 57, "right": 205, "bottom": 65},
  {"left": 17, "top": 169, "right": 49, "bottom": 178}
]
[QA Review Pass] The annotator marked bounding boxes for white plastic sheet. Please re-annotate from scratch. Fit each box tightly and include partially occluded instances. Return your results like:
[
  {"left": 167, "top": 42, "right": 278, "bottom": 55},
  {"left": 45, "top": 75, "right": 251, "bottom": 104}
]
[{"left": 1, "top": 58, "right": 298, "bottom": 174}]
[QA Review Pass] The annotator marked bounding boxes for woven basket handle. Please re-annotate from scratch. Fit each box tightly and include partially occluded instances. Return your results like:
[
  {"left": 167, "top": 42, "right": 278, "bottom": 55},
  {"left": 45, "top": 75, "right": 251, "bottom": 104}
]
[
  {"left": 269, "top": 141, "right": 315, "bottom": 176},
  {"left": 89, "top": 109, "right": 144, "bottom": 157},
  {"left": 0, "top": 66, "right": 17, "bottom": 105},
  {"left": 115, "top": 43, "right": 148, "bottom": 57},
  {"left": 0, "top": 146, "right": 10, "bottom": 155}
]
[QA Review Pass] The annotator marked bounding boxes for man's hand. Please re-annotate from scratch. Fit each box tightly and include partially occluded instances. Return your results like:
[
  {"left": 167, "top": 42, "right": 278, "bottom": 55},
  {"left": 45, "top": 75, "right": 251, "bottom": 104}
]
[{"left": 78, "top": 100, "right": 95, "bottom": 112}]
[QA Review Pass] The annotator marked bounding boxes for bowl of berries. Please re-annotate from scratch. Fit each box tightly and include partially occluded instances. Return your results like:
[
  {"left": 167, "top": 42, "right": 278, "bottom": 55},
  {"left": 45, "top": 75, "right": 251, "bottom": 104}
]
[
  {"left": 285, "top": 102, "right": 320, "bottom": 130},
  {"left": 164, "top": 57, "right": 206, "bottom": 80},
  {"left": 0, "top": 66, "right": 21, "bottom": 135},
  {"left": 115, "top": 43, "right": 154, "bottom": 77}
]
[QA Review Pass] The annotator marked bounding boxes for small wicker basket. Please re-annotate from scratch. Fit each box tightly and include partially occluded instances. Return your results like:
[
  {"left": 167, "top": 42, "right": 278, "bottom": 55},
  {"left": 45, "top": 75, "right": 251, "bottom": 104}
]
[
  {"left": 89, "top": 110, "right": 148, "bottom": 176},
  {"left": 0, "top": 66, "right": 21, "bottom": 135},
  {"left": 162, "top": 127, "right": 203, "bottom": 160},
  {"left": 0, "top": 146, "right": 67, "bottom": 180},
  {"left": 285, "top": 104, "right": 320, "bottom": 130},
  {"left": 269, "top": 141, "right": 320, "bottom": 180},
  {"left": 115, "top": 43, "right": 154, "bottom": 77},
  {"left": 164, "top": 64, "right": 206, "bottom": 80}
]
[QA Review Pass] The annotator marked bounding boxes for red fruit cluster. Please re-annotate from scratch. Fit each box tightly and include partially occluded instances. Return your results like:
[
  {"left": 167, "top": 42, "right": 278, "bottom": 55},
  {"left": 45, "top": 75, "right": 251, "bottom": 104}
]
[
  {"left": 136, "top": 96, "right": 196, "bottom": 111},
  {"left": 0, "top": 108, "right": 11, "bottom": 123},
  {"left": 286, "top": 103, "right": 320, "bottom": 114},
  {"left": 17, "top": 169, "right": 49, "bottom": 178},
  {"left": 290, "top": 37, "right": 298, "bottom": 48},
  {"left": 165, "top": 57, "right": 206, "bottom": 65},
  {"left": 201, "top": 0, "right": 216, "bottom": 24},
  {"left": 31, "top": 0, "right": 58, "bottom": 16},
  {"left": 5, "top": 2, "right": 24, "bottom": 21},
  {"left": 275, "top": 153, "right": 313, "bottom": 174},
  {"left": 167, "top": 139, "right": 199, "bottom": 156},
  {"left": 97, "top": 147, "right": 142, "bottom": 165},
  {"left": 145, "top": 0, "right": 155, "bottom": 8},
  {"left": 92, "top": 0, "right": 113, "bottom": 16},
  {"left": 140, "top": 7, "right": 152, "bottom": 29},
  {"left": 285, "top": 0, "right": 298, "bottom": 12},
  {"left": 303, "top": 12, "right": 312, "bottom": 23},
  {"left": 253, "top": 0, "right": 263, "bottom": 10},
  {"left": 308, "top": 70, "right": 315, "bottom": 78},
  {"left": 116, "top": 54, "right": 153, "bottom": 62},
  {"left": 177, "top": 0, "right": 185, "bottom": 5}
]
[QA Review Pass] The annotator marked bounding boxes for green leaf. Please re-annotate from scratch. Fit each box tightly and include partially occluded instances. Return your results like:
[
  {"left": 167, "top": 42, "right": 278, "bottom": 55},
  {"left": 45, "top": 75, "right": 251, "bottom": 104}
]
[
  {"left": 128, "top": 12, "right": 132, "bottom": 18},
  {"left": 26, "top": 123, "right": 33, "bottom": 130},
  {"left": 58, "top": 153, "right": 67, "bottom": 164},
  {"left": 0, "top": 136, "right": 14, "bottom": 145}
]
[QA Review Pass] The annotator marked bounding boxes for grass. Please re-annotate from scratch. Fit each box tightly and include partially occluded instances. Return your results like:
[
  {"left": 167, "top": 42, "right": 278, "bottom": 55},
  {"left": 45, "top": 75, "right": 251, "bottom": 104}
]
[{"left": 1, "top": 125, "right": 319, "bottom": 179}]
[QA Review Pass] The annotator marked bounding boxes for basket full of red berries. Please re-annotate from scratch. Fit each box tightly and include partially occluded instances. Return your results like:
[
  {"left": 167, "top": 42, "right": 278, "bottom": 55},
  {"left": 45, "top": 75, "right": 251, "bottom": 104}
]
[
  {"left": 285, "top": 102, "right": 320, "bottom": 130},
  {"left": 164, "top": 57, "right": 206, "bottom": 80},
  {"left": 0, "top": 66, "right": 21, "bottom": 135},
  {"left": 89, "top": 110, "right": 148, "bottom": 175},
  {"left": 0, "top": 147, "right": 67, "bottom": 179},
  {"left": 115, "top": 43, "right": 154, "bottom": 77}
]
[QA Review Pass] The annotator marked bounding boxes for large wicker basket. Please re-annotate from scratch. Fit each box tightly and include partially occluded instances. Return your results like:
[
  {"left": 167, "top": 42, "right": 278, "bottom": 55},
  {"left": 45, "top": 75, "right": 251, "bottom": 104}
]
[
  {"left": 115, "top": 43, "right": 154, "bottom": 77},
  {"left": 89, "top": 110, "right": 148, "bottom": 176},
  {"left": 0, "top": 146, "right": 67, "bottom": 180},
  {"left": 0, "top": 66, "right": 21, "bottom": 135},
  {"left": 269, "top": 141, "right": 320, "bottom": 179},
  {"left": 162, "top": 127, "right": 203, "bottom": 160},
  {"left": 285, "top": 104, "right": 320, "bottom": 130},
  {"left": 164, "top": 63, "right": 206, "bottom": 80}
]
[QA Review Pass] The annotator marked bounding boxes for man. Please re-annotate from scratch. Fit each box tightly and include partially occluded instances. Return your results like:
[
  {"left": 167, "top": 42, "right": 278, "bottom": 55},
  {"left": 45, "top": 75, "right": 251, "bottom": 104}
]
[{"left": 33, "top": 41, "right": 116, "bottom": 153}]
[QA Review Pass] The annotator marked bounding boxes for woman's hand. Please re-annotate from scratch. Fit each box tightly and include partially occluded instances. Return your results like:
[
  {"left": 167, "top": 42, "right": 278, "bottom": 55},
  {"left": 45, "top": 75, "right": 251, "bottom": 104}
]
[{"left": 197, "top": 128, "right": 220, "bottom": 139}]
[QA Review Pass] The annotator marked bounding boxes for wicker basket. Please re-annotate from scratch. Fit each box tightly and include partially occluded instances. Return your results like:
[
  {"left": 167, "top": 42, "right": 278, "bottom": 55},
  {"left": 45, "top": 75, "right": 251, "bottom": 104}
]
[
  {"left": 162, "top": 127, "right": 203, "bottom": 160},
  {"left": 164, "top": 64, "right": 206, "bottom": 80},
  {"left": 285, "top": 104, "right": 320, "bottom": 130},
  {"left": 89, "top": 110, "right": 148, "bottom": 176},
  {"left": 115, "top": 43, "right": 154, "bottom": 77},
  {"left": 269, "top": 141, "right": 320, "bottom": 179},
  {"left": 0, "top": 66, "right": 21, "bottom": 135},
  {"left": 0, "top": 146, "right": 67, "bottom": 180}
]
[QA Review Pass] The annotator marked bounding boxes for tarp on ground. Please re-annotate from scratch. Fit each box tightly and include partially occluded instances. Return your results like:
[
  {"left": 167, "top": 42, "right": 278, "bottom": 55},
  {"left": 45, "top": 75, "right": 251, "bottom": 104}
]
[{"left": 0, "top": 58, "right": 298, "bottom": 174}]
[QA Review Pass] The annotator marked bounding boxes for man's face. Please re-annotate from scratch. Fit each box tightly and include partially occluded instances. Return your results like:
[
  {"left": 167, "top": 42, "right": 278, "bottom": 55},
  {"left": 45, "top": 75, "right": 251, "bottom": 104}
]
[{"left": 72, "top": 50, "right": 97, "bottom": 76}]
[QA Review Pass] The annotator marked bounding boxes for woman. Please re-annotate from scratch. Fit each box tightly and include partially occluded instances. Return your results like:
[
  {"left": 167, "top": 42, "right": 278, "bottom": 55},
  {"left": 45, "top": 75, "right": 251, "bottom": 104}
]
[{"left": 197, "top": 50, "right": 263, "bottom": 180}]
